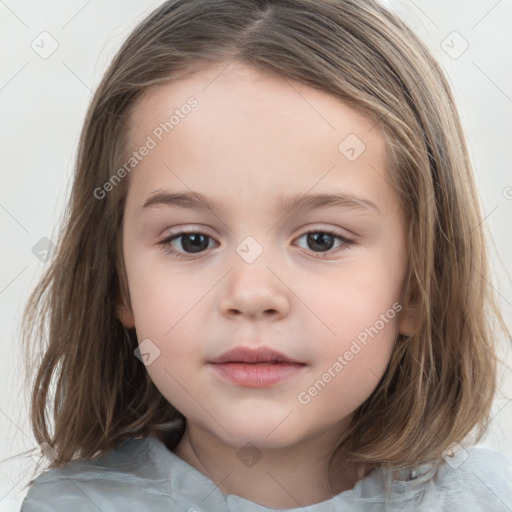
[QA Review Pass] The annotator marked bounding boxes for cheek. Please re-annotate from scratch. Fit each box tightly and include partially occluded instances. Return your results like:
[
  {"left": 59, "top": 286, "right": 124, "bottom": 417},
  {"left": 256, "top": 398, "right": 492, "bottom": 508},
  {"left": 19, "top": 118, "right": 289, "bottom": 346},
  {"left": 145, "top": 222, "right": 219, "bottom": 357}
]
[
  {"left": 297, "top": 298, "right": 398, "bottom": 417},
  {"left": 125, "top": 250, "right": 206, "bottom": 338},
  {"left": 297, "top": 266, "right": 401, "bottom": 384},
  {"left": 302, "top": 266, "right": 402, "bottom": 341},
  {"left": 133, "top": 302, "right": 207, "bottom": 412},
  {"left": 127, "top": 271, "right": 218, "bottom": 397}
]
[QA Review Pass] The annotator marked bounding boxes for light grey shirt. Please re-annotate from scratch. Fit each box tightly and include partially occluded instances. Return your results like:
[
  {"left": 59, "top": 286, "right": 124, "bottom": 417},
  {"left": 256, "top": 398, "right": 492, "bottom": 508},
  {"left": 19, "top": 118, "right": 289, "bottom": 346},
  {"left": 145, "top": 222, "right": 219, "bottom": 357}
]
[{"left": 21, "top": 436, "right": 512, "bottom": 511}]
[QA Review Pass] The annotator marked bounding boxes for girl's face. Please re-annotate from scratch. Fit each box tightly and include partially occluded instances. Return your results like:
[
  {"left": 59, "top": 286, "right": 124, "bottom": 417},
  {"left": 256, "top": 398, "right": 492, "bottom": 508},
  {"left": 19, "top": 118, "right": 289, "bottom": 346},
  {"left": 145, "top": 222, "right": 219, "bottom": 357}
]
[{"left": 118, "top": 62, "right": 415, "bottom": 450}]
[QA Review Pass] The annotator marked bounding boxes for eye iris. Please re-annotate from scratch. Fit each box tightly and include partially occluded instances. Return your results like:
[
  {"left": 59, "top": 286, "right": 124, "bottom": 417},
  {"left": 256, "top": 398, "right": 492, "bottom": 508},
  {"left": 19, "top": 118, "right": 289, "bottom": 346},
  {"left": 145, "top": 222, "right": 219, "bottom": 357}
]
[
  {"left": 181, "top": 233, "right": 209, "bottom": 253},
  {"left": 307, "top": 232, "right": 335, "bottom": 252},
  {"left": 173, "top": 232, "right": 341, "bottom": 255}
]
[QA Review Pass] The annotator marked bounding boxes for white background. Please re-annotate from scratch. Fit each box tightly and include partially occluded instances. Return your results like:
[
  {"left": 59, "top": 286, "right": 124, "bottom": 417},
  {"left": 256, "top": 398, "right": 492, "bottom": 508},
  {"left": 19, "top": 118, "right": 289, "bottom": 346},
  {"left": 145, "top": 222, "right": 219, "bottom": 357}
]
[{"left": 1, "top": 1, "right": 511, "bottom": 510}]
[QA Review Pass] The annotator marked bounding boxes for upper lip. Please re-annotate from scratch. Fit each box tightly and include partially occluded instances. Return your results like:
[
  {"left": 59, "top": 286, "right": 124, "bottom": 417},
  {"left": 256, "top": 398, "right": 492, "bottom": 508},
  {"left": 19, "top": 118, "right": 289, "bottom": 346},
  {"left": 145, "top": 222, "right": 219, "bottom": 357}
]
[{"left": 209, "top": 346, "right": 305, "bottom": 364}]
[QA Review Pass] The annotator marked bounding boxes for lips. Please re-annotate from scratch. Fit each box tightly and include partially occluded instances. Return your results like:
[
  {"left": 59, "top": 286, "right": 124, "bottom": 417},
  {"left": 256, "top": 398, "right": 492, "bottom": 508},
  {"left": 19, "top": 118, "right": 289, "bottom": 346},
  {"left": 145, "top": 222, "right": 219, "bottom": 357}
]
[
  {"left": 208, "top": 346, "right": 307, "bottom": 387},
  {"left": 208, "top": 346, "right": 304, "bottom": 365}
]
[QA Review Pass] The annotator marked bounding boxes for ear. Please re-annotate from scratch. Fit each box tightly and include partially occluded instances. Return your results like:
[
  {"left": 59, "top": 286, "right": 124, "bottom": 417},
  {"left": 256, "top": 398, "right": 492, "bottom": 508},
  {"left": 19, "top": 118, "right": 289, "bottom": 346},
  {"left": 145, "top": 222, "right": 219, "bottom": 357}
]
[
  {"left": 398, "top": 284, "right": 420, "bottom": 337},
  {"left": 116, "top": 302, "right": 136, "bottom": 329},
  {"left": 398, "top": 301, "right": 418, "bottom": 337}
]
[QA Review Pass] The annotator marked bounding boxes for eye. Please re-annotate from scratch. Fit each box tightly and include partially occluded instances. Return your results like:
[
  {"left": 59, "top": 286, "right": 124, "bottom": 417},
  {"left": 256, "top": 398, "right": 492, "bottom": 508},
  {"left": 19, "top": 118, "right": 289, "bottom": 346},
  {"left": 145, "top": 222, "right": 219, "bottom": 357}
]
[
  {"left": 157, "top": 229, "right": 354, "bottom": 259},
  {"left": 157, "top": 231, "right": 217, "bottom": 259},
  {"left": 294, "top": 230, "right": 353, "bottom": 257}
]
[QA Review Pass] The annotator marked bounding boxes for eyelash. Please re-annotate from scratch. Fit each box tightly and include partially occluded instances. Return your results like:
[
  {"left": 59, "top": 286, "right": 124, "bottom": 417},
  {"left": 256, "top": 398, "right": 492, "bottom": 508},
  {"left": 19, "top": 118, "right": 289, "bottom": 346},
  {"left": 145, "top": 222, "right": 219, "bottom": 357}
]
[{"left": 157, "top": 229, "right": 354, "bottom": 260}]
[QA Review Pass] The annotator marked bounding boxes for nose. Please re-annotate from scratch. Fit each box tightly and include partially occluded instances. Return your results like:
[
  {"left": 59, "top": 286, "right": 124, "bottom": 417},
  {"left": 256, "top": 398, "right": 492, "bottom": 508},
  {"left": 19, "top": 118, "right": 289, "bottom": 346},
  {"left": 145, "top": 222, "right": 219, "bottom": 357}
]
[{"left": 219, "top": 260, "right": 290, "bottom": 321}]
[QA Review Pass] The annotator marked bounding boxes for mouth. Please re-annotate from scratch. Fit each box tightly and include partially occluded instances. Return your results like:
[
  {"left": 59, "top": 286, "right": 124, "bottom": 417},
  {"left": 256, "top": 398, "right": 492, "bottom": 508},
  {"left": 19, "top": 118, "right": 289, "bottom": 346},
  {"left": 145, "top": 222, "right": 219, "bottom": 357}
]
[
  {"left": 209, "top": 361, "right": 306, "bottom": 387},
  {"left": 208, "top": 346, "right": 305, "bottom": 365},
  {"left": 208, "top": 346, "right": 307, "bottom": 387}
]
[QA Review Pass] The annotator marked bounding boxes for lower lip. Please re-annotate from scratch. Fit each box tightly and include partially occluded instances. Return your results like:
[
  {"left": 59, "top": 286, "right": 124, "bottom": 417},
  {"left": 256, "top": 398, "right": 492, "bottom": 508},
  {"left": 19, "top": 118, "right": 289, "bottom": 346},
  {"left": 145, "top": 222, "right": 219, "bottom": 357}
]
[{"left": 209, "top": 362, "right": 306, "bottom": 387}]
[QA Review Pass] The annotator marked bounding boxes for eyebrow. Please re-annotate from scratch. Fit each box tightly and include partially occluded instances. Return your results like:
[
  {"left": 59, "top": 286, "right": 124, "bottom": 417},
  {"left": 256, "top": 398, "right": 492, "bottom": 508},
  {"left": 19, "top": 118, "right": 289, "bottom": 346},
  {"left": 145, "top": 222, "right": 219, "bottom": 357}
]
[{"left": 142, "top": 190, "right": 380, "bottom": 215}]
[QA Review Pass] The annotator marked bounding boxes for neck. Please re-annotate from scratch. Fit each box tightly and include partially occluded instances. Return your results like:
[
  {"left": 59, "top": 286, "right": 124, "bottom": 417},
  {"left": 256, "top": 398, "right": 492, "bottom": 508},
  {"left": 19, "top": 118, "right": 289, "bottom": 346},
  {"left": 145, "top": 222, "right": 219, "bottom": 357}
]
[{"left": 169, "top": 421, "right": 371, "bottom": 509}]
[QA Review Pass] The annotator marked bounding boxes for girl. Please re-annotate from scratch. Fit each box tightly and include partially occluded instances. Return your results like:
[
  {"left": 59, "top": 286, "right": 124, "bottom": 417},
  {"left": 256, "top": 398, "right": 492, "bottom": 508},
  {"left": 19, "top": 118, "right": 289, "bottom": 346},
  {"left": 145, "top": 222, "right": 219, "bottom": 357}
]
[{"left": 19, "top": 0, "right": 512, "bottom": 510}]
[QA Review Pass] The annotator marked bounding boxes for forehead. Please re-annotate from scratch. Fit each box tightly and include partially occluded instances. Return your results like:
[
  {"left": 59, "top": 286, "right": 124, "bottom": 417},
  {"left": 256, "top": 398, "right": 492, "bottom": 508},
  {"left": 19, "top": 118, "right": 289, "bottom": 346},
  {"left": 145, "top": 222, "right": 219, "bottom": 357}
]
[
  {"left": 123, "top": 62, "right": 396, "bottom": 214},
  {"left": 128, "top": 62, "right": 383, "bottom": 144}
]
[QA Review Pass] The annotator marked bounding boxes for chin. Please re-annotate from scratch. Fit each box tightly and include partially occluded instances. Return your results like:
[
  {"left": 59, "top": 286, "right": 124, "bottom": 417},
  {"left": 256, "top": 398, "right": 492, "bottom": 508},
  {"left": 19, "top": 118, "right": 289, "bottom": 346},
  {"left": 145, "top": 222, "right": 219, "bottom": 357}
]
[{"left": 217, "top": 420, "right": 309, "bottom": 450}]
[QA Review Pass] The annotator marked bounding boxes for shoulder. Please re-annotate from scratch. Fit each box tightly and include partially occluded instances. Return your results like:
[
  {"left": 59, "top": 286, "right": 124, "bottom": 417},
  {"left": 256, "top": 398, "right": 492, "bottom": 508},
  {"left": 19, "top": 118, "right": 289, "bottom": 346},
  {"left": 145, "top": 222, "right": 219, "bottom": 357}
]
[
  {"left": 426, "top": 444, "right": 512, "bottom": 511},
  {"left": 20, "top": 437, "right": 167, "bottom": 511},
  {"left": 354, "top": 445, "right": 512, "bottom": 511}
]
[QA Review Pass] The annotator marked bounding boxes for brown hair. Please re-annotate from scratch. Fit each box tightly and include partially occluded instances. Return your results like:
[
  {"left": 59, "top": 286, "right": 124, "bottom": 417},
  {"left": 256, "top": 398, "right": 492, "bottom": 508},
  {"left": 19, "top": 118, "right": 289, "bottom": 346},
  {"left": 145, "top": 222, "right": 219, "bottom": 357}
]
[{"left": 19, "top": 0, "right": 510, "bottom": 500}]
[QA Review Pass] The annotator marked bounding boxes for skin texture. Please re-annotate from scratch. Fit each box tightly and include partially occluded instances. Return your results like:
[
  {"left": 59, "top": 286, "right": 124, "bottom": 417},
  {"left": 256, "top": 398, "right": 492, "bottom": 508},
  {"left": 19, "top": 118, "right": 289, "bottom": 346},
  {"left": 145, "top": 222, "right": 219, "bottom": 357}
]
[{"left": 117, "top": 61, "right": 416, "bottom": 508}]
